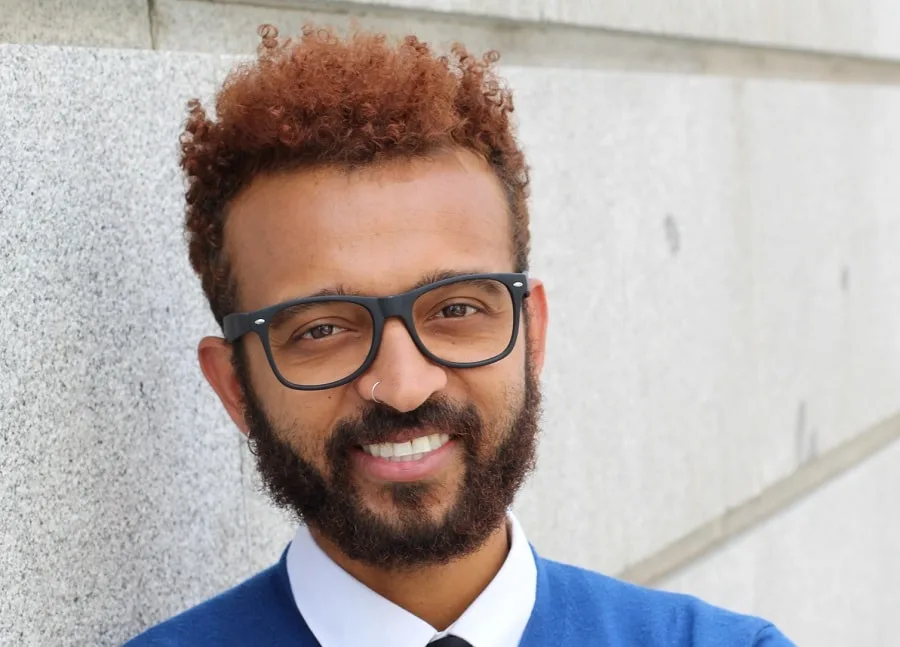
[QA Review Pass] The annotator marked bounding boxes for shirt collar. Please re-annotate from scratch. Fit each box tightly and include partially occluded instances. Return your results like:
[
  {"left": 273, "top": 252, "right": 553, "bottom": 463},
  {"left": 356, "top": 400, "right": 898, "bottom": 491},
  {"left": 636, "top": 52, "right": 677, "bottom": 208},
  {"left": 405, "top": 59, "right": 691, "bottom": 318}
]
[{"left": 286, "top": 512, "right": 537, "bottom": 647}]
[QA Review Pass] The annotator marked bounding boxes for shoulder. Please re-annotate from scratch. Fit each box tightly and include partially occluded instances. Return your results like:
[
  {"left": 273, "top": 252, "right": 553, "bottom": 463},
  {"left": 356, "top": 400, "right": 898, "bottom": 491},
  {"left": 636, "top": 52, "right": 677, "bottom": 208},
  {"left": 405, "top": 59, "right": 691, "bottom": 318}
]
[
  {"left": 124, "top": 555, "right": 314, "bottom": 647},
  {"left": 530, "top": 557, "right": 794, "bottom": 646}
]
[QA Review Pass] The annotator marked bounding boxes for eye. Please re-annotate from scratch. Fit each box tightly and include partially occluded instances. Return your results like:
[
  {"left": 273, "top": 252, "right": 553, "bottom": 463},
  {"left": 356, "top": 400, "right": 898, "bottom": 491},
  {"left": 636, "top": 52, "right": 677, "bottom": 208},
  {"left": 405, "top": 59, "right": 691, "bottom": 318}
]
[
  {"left": 299, "top": 323, "right": 346, "bottom": 340},
  {"left": 439, "top": 304, "right": 479, "bottom": 318}
]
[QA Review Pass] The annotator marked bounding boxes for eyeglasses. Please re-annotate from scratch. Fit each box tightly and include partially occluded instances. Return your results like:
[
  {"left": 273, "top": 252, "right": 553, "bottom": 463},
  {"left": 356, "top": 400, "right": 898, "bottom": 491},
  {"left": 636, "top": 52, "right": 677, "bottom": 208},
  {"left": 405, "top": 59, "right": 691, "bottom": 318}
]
[{"left": 223, "top": 272, "right": 530, "bottom": 390}]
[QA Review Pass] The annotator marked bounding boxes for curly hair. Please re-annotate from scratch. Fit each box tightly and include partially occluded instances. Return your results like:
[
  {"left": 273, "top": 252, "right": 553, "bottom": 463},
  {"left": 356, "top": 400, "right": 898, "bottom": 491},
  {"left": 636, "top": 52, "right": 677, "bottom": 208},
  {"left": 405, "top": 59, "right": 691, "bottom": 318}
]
[{"left": 180, "top": 24, "right": 531, "bottom": 327}]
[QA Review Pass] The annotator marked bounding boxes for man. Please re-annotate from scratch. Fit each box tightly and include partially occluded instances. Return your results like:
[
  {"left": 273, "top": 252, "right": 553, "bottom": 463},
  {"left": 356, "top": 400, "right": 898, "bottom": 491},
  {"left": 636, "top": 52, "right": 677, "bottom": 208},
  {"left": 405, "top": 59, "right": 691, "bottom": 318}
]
[{"left": 127, "top": 23, "right": 793, "bottom": 647}]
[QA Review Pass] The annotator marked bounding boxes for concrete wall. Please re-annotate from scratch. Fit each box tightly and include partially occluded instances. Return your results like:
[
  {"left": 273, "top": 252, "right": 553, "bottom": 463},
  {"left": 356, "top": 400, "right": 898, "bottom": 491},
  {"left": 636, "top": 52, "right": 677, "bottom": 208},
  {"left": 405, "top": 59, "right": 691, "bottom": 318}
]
[
  {"left": 214, "top": 0, "right": 900, "bottom": 59},
  {"left": 659, "top": 436, "right": 900, "bottom": 646},
  {"left": 2, "top": 2, "right": 900, "bottom": 645}
]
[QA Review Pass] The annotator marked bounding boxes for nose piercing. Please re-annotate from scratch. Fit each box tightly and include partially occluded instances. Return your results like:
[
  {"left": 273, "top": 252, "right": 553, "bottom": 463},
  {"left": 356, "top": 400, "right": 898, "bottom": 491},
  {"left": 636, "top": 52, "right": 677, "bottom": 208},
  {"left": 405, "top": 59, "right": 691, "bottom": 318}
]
[{"left": 371, "top": 381, "right": 382, "bottom": 404}]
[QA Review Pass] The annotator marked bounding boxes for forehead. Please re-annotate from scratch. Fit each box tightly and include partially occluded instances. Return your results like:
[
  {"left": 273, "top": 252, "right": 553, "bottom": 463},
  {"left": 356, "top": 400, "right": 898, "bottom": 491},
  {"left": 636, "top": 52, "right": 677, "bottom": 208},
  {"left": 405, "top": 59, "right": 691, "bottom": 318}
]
[{"left": 225, "top": 149, "right": 515, "bottom": 311}]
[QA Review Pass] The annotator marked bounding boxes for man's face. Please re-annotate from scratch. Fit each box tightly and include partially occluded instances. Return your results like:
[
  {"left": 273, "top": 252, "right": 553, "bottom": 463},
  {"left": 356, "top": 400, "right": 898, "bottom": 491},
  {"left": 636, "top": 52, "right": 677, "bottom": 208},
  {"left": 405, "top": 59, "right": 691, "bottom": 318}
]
[{"left": 212, "top": 149, "right": 548, "bottom": 569}]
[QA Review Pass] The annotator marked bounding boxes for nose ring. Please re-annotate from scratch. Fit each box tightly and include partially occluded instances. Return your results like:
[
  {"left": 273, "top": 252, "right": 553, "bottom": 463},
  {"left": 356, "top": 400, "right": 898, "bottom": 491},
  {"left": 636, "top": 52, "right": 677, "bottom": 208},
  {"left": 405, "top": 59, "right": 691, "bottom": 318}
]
[{"left": 371, "top": 381, "right": 382, "bottom": 404}]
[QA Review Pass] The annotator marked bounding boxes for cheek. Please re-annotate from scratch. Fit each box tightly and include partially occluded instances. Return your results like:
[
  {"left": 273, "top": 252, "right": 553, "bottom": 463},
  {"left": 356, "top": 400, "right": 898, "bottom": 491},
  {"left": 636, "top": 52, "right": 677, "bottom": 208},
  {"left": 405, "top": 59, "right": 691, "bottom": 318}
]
[
  {"left": 243, "top": 339, "right": 287, "bottom": 397},
  {"left": 459, "top": 354, "right": 526, "bottom": 435},
  {"left": 263, "top": 389, "right": 343, "bottom": 460}
]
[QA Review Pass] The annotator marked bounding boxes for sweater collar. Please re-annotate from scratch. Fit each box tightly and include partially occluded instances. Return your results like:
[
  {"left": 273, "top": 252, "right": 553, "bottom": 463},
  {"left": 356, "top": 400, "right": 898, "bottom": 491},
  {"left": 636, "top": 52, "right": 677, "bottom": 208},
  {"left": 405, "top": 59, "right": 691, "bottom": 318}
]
[{"left": 285, "top": 513, "right": 537, "bottom": 647}]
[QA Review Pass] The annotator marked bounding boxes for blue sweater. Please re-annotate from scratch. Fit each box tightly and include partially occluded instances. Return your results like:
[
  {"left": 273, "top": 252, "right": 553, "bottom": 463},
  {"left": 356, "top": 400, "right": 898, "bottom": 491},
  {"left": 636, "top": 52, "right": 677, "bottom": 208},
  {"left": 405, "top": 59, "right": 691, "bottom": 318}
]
[{"left": 126, "top": 549, "right": 793, "bottom": 646}]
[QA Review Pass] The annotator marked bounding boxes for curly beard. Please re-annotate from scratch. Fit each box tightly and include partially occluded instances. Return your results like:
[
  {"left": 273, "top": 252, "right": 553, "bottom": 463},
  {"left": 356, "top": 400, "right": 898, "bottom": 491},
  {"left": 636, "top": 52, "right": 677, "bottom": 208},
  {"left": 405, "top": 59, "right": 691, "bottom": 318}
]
[{"left": 234, "top": 349, "right": 541, "bottom": 571}]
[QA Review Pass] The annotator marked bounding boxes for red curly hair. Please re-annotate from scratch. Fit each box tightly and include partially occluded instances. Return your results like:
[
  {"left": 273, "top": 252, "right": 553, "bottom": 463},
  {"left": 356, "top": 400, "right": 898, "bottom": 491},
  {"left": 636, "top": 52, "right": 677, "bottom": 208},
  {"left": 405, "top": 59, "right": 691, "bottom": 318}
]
[{"left": 180, "top": 24, "right": 531, "bottom": 326}]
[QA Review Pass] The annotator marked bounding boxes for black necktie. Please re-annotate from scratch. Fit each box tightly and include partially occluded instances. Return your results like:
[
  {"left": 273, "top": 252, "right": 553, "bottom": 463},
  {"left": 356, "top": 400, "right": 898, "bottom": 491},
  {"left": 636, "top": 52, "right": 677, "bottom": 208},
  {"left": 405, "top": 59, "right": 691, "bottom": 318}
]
[{"left": 429, "top": 637, "right": 473, "bottom": 647}]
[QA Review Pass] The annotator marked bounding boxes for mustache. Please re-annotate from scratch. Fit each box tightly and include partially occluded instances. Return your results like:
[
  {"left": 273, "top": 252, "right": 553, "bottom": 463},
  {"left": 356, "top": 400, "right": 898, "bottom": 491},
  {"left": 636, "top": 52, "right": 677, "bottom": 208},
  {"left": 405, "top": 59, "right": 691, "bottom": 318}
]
[{"left": 328, "top": 396, "right": 483, "bottom": 449}]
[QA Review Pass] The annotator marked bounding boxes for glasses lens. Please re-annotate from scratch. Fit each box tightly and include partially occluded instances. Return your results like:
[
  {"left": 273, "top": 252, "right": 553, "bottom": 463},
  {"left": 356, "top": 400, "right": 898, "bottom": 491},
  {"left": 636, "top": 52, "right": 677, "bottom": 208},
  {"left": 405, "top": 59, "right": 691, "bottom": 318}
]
[
  {"left": 267, "top": 301, "right": 373, "bottom": 387},
  {"left": 413, "top": 278, "right": 515, "bottom": 364}
]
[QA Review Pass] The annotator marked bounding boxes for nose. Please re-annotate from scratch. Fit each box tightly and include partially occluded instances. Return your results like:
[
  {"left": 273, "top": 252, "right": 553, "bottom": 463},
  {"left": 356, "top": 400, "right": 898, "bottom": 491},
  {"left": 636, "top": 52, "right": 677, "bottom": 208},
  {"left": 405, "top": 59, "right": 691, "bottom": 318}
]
[{"left": 356, "top": 319, "right": 447, "bottom": 412}]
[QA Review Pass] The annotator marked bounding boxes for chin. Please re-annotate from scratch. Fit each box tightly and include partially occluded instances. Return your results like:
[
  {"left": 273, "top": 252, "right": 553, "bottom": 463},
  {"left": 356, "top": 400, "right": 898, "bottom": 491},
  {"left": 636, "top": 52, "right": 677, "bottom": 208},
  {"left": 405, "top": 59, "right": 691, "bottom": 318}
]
[{"left": 362, "top": 480, "right": 457, "bottom": 522}]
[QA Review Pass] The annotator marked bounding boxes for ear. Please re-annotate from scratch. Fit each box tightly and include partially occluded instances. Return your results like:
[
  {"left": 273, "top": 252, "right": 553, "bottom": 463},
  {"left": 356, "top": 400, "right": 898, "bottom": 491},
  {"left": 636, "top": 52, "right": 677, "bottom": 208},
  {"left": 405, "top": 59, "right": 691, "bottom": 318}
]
[
  {"left": 524, "top": 278, "right": 549, "bottom": 376},
  {"left": 197, "top": 336, "right": 250, "bottom": 435}
]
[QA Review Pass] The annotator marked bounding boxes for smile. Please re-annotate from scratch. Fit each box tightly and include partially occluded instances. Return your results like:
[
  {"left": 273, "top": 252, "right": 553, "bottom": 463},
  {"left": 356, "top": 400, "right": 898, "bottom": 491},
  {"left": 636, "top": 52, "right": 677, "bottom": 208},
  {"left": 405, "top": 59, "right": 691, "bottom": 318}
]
[{"left": 361, "top": 433, "right": 451, "bottom": 462}]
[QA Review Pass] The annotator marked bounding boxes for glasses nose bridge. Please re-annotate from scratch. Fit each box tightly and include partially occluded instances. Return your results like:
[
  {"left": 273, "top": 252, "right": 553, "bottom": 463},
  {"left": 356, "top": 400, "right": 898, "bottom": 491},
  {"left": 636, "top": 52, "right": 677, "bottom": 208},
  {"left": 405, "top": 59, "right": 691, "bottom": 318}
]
[{"left": 374, "top": 294, "right": 416, "bottom": 333}]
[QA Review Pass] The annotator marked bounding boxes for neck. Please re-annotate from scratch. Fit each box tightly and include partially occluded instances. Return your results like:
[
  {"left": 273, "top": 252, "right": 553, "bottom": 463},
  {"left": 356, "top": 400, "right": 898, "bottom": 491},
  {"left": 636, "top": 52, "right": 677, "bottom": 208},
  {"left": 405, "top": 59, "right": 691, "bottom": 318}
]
[{"left": 309, "top": 519, "right": 511, "bottom": 631}]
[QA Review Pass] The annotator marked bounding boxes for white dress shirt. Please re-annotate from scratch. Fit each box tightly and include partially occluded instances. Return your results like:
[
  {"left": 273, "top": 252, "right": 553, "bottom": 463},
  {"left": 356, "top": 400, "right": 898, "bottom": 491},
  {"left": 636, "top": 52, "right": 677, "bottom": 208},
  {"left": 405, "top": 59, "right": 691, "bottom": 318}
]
[{"left": 286, "top": 513, "right": 537, "bottom": 647}]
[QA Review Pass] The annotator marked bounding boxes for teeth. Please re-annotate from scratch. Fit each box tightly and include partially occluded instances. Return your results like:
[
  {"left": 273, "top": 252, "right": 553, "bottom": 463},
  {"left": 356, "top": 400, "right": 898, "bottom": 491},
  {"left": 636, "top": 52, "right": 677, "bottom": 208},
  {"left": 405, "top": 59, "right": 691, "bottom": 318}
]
[
  {"left": 393, "top": 441, "right": 414, "bottom": 457},
  {"left": 411, "top": 436, "right": 431, "bottom": 454},
  {"left": 363, "top": 433, "right": 451, "bottom": 461}
]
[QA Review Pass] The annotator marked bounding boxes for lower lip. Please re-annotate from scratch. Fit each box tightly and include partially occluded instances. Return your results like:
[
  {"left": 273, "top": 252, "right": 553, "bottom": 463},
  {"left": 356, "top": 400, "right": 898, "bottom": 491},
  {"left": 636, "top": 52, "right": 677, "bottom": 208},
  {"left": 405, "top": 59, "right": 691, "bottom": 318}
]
[{"left": 351, "top": 440, "right": 457, "bottom": 483}]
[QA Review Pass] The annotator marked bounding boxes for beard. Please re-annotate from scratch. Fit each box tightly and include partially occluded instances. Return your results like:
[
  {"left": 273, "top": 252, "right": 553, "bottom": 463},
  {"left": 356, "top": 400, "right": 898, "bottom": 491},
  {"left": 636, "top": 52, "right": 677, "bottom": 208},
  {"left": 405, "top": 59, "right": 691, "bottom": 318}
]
[{"left": 234, "top": 349, "right": 542, "bottom": 571}]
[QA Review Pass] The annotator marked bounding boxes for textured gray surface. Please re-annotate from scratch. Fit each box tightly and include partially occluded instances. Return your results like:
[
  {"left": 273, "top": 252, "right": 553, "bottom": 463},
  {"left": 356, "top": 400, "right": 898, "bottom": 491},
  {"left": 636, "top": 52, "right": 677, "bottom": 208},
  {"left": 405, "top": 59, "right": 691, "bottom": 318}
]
[
  {"left": 3, "top": 43, "right": 900, "bottom": 644},
  {"left": 147, "top": 0, "right": 900, "bottom": 93},
  {"left": 509, "top": 66, "right": 900, "bottom": 574},
  {"left": 660, "top": 438, "right": 900, "bottom": 647},
  {"left": 216, "top": 0, "right": 900, "bottom": 60},
  {"left": 152, "top": 0, "right": 514, "bottom": 56},
  {"left": 0, "top": 45, "right": 293, "bottom": 646},
  {"left": 2, "top": 0, "right": 900, "bottom": 67},
  {"left": 0, "top": 0, "right": 151, "bottom": 48}
]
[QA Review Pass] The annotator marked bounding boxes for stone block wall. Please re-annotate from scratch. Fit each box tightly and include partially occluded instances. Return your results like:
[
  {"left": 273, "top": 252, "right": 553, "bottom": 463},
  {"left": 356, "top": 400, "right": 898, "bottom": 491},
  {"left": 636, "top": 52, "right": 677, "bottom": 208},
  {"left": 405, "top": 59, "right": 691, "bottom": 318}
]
[{"left": 2, "top": 2, "right": 899, "bottom": 645}]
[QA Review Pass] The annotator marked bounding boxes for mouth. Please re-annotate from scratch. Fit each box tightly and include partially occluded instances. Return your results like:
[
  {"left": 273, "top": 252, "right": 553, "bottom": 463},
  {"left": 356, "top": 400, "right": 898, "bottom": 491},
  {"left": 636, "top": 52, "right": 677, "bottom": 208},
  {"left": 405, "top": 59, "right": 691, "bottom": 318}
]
[
  {"left": 352, "top": 430, "right": 456, "bottom": 483},
  {"left": 360, "top": 432, "right": 451, "bottom": 463}
]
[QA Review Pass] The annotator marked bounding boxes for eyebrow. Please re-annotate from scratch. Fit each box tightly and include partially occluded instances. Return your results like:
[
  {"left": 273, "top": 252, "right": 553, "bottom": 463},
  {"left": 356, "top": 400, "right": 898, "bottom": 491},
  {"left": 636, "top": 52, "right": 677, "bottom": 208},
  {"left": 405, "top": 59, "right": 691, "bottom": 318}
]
[{"left": 302, "top": 269, "right": 489, "bottom": 299}]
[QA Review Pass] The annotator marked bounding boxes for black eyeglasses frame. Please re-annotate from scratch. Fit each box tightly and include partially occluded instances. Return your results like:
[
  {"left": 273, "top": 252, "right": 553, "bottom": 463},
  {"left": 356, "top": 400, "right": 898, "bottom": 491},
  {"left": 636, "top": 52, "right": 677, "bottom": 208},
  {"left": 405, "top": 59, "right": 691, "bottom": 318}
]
[{"left": 222, "top": 272, "right": 530, "bottom": 391}]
